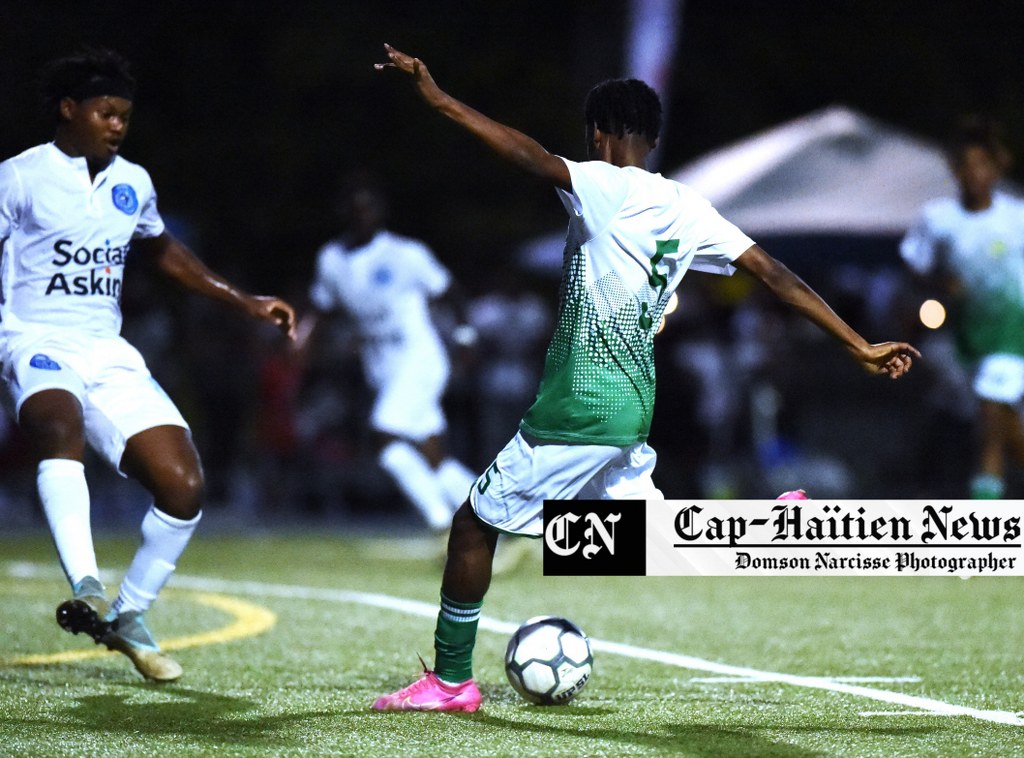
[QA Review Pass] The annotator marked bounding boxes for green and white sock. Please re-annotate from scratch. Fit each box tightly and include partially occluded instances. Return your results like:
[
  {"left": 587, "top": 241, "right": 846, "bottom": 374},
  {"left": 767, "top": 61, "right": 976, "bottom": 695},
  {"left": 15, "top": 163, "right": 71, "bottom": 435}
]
[{"left": 434, "top": 593, "right": 482, "bottom": 684}]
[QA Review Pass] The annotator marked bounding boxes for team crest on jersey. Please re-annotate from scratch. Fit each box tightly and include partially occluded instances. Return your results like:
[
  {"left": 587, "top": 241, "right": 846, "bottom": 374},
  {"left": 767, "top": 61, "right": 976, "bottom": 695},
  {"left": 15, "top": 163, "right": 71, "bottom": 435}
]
[
  {"left": 29, "top": 354, "right": 62, "bottom": 371},
  {"left": 373, "top": 266, "right": 393, "bottom": 285},
  {"left": 111, "top": 184, "right": 139, "bottom": 215}
]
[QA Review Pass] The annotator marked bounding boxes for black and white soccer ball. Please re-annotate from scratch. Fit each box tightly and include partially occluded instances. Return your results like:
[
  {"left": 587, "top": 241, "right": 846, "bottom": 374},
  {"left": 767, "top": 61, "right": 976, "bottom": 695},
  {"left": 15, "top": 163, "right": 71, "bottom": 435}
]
[{"left": 504, "top": 615, "right": 593, "bottom": 705}]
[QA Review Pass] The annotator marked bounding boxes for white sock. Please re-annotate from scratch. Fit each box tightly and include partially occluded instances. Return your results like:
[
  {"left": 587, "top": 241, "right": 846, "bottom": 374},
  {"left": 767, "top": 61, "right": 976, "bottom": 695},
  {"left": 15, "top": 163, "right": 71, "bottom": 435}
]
[
  {"left": 111, "top": 506, "right": 201, "bottom": 615},
  {"left": 37, "top": 459, "right": 98, "bottom": 587},
  {"left": 437, "top": 458, "right": 476, "bottom": 513},
  {"left": 378, "top": 441, "right": 452, "bottom": 530}
]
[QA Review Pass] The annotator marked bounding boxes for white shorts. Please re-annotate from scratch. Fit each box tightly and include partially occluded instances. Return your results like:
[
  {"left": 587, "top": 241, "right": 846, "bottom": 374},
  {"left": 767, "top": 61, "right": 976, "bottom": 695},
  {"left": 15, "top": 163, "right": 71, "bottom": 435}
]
[
  {"left": 1, "top": 329, "right": 188, "bottom": 473},
  {"left": 368, "top": 348, "right": 448, "bottom": 442},
  {"left": 469, "top": 431, "right": 662, "bottom": 536},
  {"left": 973, "top": 353, "right": 1024, "bottom": 404}
]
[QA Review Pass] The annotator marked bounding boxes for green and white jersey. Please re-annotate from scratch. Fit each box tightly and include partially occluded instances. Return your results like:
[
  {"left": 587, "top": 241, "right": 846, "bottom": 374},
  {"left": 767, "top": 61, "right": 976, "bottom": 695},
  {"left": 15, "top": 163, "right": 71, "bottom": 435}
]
[
  {"left": 901, "top": 192, "right": 1024, "bottom": 362},
  {"left": 520, "top": 158, "right": 754, "bottom": 445}
]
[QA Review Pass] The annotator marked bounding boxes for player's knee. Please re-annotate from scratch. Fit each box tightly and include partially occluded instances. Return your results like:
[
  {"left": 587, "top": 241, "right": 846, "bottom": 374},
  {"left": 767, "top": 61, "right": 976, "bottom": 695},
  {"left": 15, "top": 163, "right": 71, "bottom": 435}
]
[{"left": 154, "top": 465, "right": 205, "bottom": 519}]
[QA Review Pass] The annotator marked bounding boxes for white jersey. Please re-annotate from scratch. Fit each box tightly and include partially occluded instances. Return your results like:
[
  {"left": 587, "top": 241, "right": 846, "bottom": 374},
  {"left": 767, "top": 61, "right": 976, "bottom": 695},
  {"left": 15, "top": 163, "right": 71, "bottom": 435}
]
[
  {"left": 0, "top": 143, "right": 164, "bottom": 338},
  {"left": 309, "top": 230, "right": 451, "bottom": 388},
  {"left": 900, "top": 191, "right": 1024, "bottom": 360},
  {"left": 521, "top": 158, "right": 754, "bottom": 445}
]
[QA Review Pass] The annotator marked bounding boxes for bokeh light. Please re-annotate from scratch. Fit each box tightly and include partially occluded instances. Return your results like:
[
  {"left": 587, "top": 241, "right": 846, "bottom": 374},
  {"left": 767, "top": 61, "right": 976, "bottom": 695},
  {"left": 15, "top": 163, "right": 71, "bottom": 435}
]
[{"left": 919, "top": 299, "right": 946, "bottom": 329}]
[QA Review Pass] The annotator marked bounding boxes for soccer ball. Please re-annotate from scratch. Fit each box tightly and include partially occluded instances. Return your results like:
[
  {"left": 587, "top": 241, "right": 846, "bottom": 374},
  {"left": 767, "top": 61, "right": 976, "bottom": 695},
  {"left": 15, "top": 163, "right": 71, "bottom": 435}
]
[{"left": 504, "top": 615, "right": 593, "bottom": 705}]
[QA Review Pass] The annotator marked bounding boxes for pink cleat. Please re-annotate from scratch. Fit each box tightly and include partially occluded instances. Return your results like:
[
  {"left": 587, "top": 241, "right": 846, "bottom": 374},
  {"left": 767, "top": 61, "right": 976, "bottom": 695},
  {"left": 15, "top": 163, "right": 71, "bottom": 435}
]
[
  {"left": 776, "top": 489, "right": 809, "bottom": 500},
  {"left": 372, "top": 664, "right": 481, "bottom": 713}
]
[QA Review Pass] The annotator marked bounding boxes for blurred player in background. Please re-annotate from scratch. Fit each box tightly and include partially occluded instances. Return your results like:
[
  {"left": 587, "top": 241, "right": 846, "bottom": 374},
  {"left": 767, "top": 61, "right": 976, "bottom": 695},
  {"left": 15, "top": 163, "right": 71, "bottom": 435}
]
[
  {"left": 901, "top": 118, "right": 1024, "bottom": 499},
  {"left": 371, "top": 43, "right": 919, "bottom": 712},
  {"left": 0, "top": 48, "right": 296, "bottom": 680},
  {"left": 296, "top": 171, "right": 477, "bottom": 532}
]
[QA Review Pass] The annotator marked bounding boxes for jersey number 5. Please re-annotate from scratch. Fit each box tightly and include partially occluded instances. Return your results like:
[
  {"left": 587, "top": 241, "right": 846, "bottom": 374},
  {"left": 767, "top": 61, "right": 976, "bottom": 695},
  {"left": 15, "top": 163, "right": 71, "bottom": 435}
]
[{"left": 640, "top": 239, "right": 677, "bottom": 330}]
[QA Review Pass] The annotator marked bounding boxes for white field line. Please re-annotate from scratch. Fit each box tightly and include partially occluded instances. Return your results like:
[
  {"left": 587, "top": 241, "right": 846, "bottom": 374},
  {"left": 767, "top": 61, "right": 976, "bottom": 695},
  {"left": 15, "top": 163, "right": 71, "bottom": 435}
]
[
  {"left": 859, "top": 711, "right": 969, "bottom": 717},
  {"left": 5, "top": 561, "right": 1022, "bottom": 727},
  {"left": 691, "top": 676, "right": 922, "bottom": 684}
]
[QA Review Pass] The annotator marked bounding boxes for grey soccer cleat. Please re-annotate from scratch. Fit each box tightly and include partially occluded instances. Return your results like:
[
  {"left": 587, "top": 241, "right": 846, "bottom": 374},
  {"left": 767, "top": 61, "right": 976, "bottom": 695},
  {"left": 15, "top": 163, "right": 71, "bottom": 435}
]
[
  {"left": 56, "top": 576, "right": 112, "bottom": 643},
  {"left": 101, "top": 611, "right": 183, "bottom": 682}
]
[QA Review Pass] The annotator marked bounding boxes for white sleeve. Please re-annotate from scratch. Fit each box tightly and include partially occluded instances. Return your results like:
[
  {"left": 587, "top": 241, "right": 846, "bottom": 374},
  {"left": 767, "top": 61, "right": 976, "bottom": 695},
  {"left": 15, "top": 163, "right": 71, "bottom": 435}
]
[
  {"left": 689, "top": 209, "right": 754, "bottom": 276},
  {"left": 407, "top": 240, "right": 451, "bottom": 297},
  {"left": 309, "top": 247, "right": 339, "bottom": 312},
  {"left": 0, "top": 160, "right": 25, "bottom": 240},
  {"left": 899, "top": 214, "right": 938, "bottom": 276},
  {"left": 131, "top": 171, "right": 166, "bottom": 239},
  {"left": 560, "top": 158, "right": 630, "bottom": 237}
]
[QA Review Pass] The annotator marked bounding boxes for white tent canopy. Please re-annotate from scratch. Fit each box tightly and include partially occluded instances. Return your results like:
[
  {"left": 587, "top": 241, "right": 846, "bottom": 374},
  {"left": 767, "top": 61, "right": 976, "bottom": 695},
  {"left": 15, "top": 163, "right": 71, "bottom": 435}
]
[
  {"left": 669, "top": 105, "right": 959, "bottom": 236},
  {"left": 522, "top": 106, "right": 978, "bottom": 271}
]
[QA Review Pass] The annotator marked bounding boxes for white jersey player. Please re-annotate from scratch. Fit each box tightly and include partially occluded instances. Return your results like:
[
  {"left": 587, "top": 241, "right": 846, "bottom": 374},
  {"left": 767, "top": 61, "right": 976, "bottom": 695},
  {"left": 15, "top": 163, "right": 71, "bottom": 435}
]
[
  {"left": 0, "top": 48, "right": 295, "bottom": 681},
  {"left": 371, "top": 44, "right": 919, "bottom": 712},
  {"left": 301, "top": 174, "right": 476, "bottom": 531},
  {"left": 901, "top": 119, "right": 1024, "bottom": 498}
]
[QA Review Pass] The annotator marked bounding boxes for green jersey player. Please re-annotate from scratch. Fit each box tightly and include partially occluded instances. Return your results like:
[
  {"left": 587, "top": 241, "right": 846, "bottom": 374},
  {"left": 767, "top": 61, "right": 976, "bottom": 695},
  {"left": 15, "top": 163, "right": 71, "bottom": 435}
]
[
  {"left": 371, "top": 43, "right": 919, "bottom": 712},
  {"left": 901, "top": 118, "right": 1024, "bottom": 498}
]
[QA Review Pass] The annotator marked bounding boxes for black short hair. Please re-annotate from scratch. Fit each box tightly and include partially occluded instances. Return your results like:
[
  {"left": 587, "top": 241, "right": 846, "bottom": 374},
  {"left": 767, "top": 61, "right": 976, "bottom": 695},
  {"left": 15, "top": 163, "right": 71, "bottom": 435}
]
[
  {"left": 333, "top": 168, "right": 390, "bottom": 224},
  {"left": 336, "top": 168, "right": 387, "bottom": 203},
  {"left": 38, "top": 47, "right": 136, "bottom": 123},
  {"left": 947, "top": 115, "right": 1012, "bottom": 171},
  {"left": 584, "top": 79, "right": 662, "bottom": 146}
]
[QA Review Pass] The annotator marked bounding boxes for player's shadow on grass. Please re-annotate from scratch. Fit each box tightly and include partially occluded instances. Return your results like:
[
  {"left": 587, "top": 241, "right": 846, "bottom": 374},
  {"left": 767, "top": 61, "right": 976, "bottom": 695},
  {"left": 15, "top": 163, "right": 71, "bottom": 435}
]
[
  {"left": 470, "top": 713, "right": 940, "bottom": 757},
  {"left": 20, "top": 687, "right": 338, "bottom": 750}
]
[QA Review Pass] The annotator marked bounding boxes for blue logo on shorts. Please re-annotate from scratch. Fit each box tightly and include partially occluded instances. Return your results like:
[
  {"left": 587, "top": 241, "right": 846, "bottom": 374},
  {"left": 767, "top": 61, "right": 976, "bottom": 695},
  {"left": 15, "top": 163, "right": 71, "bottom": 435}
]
[
  {"left": 111, "top": 184, "right": 139, "bottom": 215},
  {"left": 29, "top": 353, "right": 62, "bottom": 370},
  {"left": 373, "top": 266, "right": 393, "bottom": 286}
]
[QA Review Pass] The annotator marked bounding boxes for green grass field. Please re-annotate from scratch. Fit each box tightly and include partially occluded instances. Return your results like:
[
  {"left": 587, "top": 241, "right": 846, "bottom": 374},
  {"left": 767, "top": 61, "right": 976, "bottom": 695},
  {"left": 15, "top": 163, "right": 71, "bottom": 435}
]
[{"left": 1, "top": 529, "right": 1021, "bottom": 757}]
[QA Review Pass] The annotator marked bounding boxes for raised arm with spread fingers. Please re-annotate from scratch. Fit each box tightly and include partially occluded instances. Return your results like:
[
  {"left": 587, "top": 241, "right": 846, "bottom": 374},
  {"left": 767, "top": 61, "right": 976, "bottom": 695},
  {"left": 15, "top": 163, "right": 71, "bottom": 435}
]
[{"left": 376, "top": 44, "right": 571, "bottom": 191}]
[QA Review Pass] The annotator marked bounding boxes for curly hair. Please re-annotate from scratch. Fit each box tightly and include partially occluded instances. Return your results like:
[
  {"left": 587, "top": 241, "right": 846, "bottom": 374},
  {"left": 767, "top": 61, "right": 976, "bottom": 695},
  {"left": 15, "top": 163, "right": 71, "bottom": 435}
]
[
  {"left": 584, "top": 78, "right": 662, "bottom": 147},
  {"left": 947, "top": 115, "right": 1012, "bottom": 172},
  {"left": 38, "top": 47, "right": 136, "bottom": 123}
]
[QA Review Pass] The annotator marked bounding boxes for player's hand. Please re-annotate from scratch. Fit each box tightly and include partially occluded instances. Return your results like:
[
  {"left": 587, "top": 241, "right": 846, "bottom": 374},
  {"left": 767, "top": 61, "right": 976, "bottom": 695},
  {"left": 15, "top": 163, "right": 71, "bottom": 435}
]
[
  {"left": 248, "top": 296, "right": 297, "bottom": 340},
  {"left": 374, "top": 43, "right": 446, "bottom": 108},
  {"left": 853, "top": 341, "right": 921, "bottom": 379}
]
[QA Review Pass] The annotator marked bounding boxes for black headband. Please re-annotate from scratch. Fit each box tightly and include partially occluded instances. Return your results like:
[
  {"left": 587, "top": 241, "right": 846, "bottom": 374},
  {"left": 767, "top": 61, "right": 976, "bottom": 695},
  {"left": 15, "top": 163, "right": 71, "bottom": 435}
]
[{"left": 67, "top": 75, "right": 135, "bottom": 102}]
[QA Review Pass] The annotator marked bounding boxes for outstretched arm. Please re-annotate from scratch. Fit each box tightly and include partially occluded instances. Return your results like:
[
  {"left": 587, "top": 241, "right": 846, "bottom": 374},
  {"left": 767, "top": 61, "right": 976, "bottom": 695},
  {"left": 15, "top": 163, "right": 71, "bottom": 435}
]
[
  {"left": 376, "top": 44, "right": 571, "bottom": 191},
  {"left": 734, "top": 244, "right": 920, "bottom": 379},
  {"left": 133, "top": 232, "right": 297, "bottom": 339}
]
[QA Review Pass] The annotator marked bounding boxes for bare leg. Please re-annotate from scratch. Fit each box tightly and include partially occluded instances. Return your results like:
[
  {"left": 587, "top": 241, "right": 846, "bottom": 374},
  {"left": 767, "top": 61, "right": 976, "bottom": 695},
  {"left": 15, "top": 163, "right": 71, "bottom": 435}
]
[
  {"left": 373, "top": 500, "right": 505, "bottom": 705},
  {"left": 121, "top": 425, "right": 204, "bottom": 519},
  {"left": 416, "top": 433, "right": 445, "bottom": 469},
  {"left": 19, "top": 389, "right": 86, "bottom": 461},
  {"left": 973, "top": 400, "right": 1016, "bottom": 498},
  {"left": 441, "top": 501, "right": 498, "bottom": 604},
  {"left": 978, "top": 400, "right": 1007, "bottom": 480}
]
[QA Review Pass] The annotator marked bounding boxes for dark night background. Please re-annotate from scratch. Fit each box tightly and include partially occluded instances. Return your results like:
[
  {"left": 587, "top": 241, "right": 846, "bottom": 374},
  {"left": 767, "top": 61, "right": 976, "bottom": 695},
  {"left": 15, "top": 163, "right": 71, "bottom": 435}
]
[
  {"left": 2, "top": 1, "right": 1024, "bottom": 514},
  {"left": 4, "top": 1, "right": 1023, "bottom": 288}
]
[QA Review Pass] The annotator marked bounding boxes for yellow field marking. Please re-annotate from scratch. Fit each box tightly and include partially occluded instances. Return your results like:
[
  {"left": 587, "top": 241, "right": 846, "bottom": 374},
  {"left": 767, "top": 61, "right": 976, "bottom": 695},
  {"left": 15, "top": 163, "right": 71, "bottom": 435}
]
[{"left": 5, "top": 592, "right": 276, "bottom": 666}]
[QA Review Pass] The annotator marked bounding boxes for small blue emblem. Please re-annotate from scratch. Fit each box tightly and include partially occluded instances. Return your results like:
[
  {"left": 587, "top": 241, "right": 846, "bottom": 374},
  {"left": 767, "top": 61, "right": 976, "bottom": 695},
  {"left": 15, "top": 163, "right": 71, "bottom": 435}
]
[
  {"left": 29, "top": 354, "right": 61, "bottom": 370},
  {"left": 111, "top": 184, "right": 139, "bottom": 215},
  {"left": 373, "top": 266, "right": 393, "bottom": 285}
]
